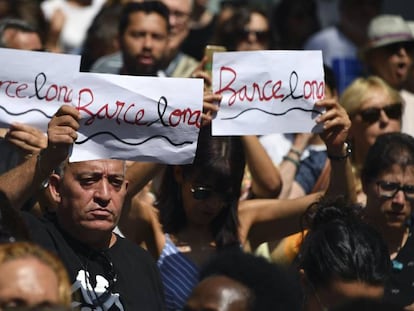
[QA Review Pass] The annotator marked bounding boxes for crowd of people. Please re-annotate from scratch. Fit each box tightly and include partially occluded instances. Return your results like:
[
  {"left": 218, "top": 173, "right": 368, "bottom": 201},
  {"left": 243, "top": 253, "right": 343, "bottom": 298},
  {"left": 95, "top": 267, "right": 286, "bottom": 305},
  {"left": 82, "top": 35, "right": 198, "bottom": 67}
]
[{"left": 0, "top": 0, "right": 413, "bottom": 310}]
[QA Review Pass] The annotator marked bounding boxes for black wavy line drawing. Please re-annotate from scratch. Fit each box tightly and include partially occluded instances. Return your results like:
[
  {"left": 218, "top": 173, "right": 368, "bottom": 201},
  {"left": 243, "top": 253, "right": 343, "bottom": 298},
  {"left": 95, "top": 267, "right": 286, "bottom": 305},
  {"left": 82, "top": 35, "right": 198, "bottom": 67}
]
[
  {"left": 0, "top": 106, "right": 53, "bottom": 118},
  {"left": 221, "top": 107, "right": 323, "bottom": 120},
  {"left": 75, "top": 131, "right": 193, "bottom": 146}
]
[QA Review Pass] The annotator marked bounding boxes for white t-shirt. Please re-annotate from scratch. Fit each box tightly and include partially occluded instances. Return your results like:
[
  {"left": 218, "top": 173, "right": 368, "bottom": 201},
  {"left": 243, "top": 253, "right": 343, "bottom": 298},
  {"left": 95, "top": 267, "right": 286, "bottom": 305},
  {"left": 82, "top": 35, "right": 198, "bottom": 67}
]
[{"left": 41, "top": 0, "right": 106, "bottom": 53}]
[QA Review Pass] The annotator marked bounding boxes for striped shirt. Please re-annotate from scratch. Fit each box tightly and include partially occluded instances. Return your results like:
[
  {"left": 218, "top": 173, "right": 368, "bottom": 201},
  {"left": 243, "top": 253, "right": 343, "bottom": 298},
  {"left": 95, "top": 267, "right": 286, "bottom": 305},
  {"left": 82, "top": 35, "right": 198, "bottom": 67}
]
[{"left": 157, "top": 234, "right": 199, "bottom": 311}]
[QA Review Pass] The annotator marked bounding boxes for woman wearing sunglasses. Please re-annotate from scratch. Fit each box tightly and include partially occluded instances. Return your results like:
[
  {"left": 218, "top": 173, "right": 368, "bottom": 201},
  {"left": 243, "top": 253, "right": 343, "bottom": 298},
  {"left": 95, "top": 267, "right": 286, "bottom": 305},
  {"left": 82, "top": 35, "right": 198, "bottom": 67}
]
[
  {"left": 361, "top": 132, "right": 414, "bottom": 309},
  {"left": 119, "top": 98, "right": 354, "bottom": 310},
  {"left": 211, "top": 4, "right": 272, "bottom": 52},
  {"left": 340, "top": 75, "right": 402, "bottom": 205}
]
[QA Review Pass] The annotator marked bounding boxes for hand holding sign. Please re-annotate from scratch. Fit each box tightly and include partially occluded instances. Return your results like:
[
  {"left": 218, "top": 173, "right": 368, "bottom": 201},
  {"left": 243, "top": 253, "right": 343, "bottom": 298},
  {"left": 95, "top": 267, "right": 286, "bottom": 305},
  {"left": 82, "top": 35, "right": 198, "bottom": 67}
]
[
  {"left": 315, "top": 98, "right": 351, "bottom": 156},
  {"left": 40, "top": 105, "right": 80, "bottom": 171},
  {"left": 0, "top": 49, "right": 204, "bottom": 164},
  {"left": 5, "top": 123, "right": 47, "bottom": 156},
  {"left": 201, "top": 91, "right": 221, "bottom": 127}
]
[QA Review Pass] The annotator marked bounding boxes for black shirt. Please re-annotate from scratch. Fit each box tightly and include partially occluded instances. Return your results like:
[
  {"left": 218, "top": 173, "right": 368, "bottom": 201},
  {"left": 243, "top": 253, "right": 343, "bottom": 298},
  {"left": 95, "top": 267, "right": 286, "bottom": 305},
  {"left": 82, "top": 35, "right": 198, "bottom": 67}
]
[
  {"left": 22, "top": 212, "right": 165, "bottom": 310},
  {"left": 384, "top": 227, "right": 414, "bottom": 308}
]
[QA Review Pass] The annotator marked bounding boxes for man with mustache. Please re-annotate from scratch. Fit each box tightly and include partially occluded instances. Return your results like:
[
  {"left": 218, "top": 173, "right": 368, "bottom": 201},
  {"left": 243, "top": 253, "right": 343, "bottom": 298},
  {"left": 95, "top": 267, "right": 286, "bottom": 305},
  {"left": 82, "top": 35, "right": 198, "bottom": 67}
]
[
  {"left": 119, "top": 1, "right": 170, "bottom": 76},
  {"left": 0, "top": 105, "right": 165, "bottom": 310},
  {"left": 91, "top": 0, "right": 199, "bottom": 78},
  {"left": 360, "top": 14, "right": 414, "bottom": 137}
]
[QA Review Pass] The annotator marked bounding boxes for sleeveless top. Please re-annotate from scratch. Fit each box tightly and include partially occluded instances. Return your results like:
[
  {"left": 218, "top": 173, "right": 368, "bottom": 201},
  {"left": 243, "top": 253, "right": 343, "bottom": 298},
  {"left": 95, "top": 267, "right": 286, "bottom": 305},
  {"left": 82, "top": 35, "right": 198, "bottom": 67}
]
[{"left": 157, "top": 234, "right": 199, "bottom": 311}]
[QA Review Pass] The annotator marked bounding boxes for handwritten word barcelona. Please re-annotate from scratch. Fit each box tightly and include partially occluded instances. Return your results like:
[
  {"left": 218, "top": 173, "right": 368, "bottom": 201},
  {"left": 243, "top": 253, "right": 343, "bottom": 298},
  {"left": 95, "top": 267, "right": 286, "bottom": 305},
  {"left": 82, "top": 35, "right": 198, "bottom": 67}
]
[
  {"left": 217, "top": 66, "right": 324, "bottom": 106},
  {"left": 0, "top": 72, "right": 203, "bottom": 128}
]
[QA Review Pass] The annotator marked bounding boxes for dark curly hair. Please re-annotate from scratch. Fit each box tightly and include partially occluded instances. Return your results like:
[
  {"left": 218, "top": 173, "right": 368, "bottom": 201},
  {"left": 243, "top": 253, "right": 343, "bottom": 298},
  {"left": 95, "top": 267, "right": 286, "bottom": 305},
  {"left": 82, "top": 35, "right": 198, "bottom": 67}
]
[
  {"left": 298, "top": 195, "right": 390, "bottom": 289},
  {"left": 119, "top": 1, "right": 170, "bottom": 36},
  {"left": 361, "top": 132, "right": 414, "bottom": 185}
]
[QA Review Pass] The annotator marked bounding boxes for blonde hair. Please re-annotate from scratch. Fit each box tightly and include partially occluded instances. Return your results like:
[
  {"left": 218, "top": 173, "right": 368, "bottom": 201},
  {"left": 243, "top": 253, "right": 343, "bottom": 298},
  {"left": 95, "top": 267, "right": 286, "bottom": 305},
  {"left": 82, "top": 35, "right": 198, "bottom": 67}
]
[
  {"left": 0, "top": 242, "right": 72, "bottom": 307},
  {"left": 339, "top": 76, "right": 403, "bottom": 203},
  {"left": 340, "top": 75, "right": 402, "bottom": 117}
]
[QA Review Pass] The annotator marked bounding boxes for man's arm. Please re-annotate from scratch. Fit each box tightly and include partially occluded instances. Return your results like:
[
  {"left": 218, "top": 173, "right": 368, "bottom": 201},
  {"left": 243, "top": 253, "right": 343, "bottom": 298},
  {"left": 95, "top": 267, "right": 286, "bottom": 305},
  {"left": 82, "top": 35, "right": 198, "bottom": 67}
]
[{"left": 0, "top": 105, "right": 80, "bottom": 208}]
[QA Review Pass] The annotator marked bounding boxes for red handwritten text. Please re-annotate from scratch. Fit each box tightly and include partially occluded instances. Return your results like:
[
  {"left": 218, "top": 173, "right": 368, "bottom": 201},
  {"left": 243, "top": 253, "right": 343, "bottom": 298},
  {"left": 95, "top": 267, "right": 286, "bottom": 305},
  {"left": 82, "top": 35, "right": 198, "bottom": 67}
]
[
  {"left": 217, "top": 66, "right": 284, "bottom": 106},
  {"left": 0, "top": 72, "right": 73, "bottom": 103},
  {"left": 216, "top": 66, "right": 325, "bottom": 105},
  {"left": 76, "top": 89, "right": 202, "bottom": 128}
]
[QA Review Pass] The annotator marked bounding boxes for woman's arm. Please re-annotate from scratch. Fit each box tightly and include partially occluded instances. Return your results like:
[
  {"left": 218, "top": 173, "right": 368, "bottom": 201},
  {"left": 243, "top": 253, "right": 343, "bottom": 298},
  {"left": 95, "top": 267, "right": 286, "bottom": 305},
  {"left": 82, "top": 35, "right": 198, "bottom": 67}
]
[
  {"left": 121, "top": 162, "right": 166, "bottom": 259},
  {"left": 278, "top": 133, "right": 313, "bottom": 198},
  {"left": 288, "top": 181, "right": 307, "bottom": 199},
  {"left": 119, "top": 194, "right": 165, "bottom": 260},
  {"left": 239, "top": 98, "right": 355, "bottom": 249},
  {"left": 239, "top": 192, "right": 321, "bottom": 248},
  {"left": 124, "top": 162, "right": 163, "bottom": 201},
  {"left": 241, "top": 135, "right": 282, "bottom": 198}
]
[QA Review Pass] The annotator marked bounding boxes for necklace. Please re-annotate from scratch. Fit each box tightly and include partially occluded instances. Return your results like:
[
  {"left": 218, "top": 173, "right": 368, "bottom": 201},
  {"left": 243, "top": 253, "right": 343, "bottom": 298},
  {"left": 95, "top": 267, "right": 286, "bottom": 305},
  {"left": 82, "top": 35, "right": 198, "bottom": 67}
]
[
  {"left": 390, "top": 227, "right": 409, "bottom": 260},
  {"left": 74, "top": 248, "right": 118, "bottom": 309}
]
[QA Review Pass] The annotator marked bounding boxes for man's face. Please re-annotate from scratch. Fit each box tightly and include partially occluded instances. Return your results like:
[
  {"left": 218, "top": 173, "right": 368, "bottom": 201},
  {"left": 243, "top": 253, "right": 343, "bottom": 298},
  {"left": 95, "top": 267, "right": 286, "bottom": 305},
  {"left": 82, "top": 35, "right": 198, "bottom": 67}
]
[
  {"left": 51, "top": 160, "right": 128, "bottom": 237},
  {"left": 185, "top": 275, "right": 251, "bottom": 311},
  {"left": 120, "top": 11, "right": 169, "bottom": 76},
  {"left": 312, "top": 279, "right": 384, "bottom": 311},
  {"left": 161, "top": 0, "right": 192, "bottom": 54},
  {"left": 366, "top": 43, "right": 414, "bottom": 89},
  {"left": 365, "top": 164, "right": 414, "bottom": 230},
  {"left": 3, "top": 29, "right": 42, "bottom": 51},
  {"left": 0, "top": 257, "right": 61, "bottom": 309}
]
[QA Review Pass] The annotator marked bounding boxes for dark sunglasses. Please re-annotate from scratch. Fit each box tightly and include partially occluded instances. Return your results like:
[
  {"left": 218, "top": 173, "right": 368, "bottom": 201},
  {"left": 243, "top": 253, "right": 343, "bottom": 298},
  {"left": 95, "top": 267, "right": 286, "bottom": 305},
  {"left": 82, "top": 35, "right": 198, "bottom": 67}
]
[
  {"left": 376, "top": 180, "right": 414, "bottom": 201},
  {"left": 358, "top": 102, "right": 402, "bottom": 124},
  {"left": 190, "top": 186, "right": 231, "bottom": 202},
  {"left": 384, "top": 42, "right": 414, "bottom": 54},
  {"left": 239, "top": 28, "right": 269, "bottom": 43}
]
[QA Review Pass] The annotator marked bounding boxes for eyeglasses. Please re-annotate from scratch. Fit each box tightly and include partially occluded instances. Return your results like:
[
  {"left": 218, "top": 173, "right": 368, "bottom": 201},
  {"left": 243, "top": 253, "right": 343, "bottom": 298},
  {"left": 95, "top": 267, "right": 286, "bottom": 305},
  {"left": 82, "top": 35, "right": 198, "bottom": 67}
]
[
  {"left": 169, "top": 9, "right": 190, "bottom": 23},
  {"left": 358, "top": 102, "right": 402, "bottom": 124},
  {"left": 190, "top": 186, "right": 231, "bottom": 202},
  {"left": 239, "top": 28, "right": 270, "bottom": 43},
  {"left": 376, "top": 180, "right": 414, "bottom": 201}
]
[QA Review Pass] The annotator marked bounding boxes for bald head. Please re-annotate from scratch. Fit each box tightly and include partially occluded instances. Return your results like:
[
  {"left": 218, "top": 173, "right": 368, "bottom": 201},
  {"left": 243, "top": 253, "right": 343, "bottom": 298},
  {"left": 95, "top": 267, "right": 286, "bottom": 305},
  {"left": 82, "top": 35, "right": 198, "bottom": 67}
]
[{"left": 185, "top": 275, "right": 252, "bottom": 311}]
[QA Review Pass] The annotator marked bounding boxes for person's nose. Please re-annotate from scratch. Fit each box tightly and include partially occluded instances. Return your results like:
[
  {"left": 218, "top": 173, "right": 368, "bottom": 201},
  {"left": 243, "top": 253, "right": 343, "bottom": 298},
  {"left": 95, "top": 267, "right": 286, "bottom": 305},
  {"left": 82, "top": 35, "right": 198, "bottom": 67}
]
[
  {"left": 378, "top": 108, "right": 390, "bottom": 124},
  {"left": 94, "top": 179, "right": 111, "bottom": 207},
  {"left": 247, "top": 31, "right": 257, "bottom": 43},
  {"left": 392, "top": 189, "right": 406, "bottom": 205},
  {"left": 169, "top": 15, "right": 178, "bottom": 28},
  {"left": 142, "top": 34, "right": 154, "bottom": 50}
]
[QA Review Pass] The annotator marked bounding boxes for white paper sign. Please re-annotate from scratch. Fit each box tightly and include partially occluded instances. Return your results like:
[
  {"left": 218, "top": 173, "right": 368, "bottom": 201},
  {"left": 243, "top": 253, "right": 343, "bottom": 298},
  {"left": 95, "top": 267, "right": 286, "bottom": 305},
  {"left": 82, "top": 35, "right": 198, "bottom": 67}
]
[
  {"left": 212, "top": 50, "right": 325, "bottom": 135},
  {"left": 0, "top": 48, "right": 80, "bottom": 132},
  {"left": 71, "top": 73, "right": 203, "bottom": 164},
  {"left": 0, "top": 49, "right": 204, "bottom": 164}
]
